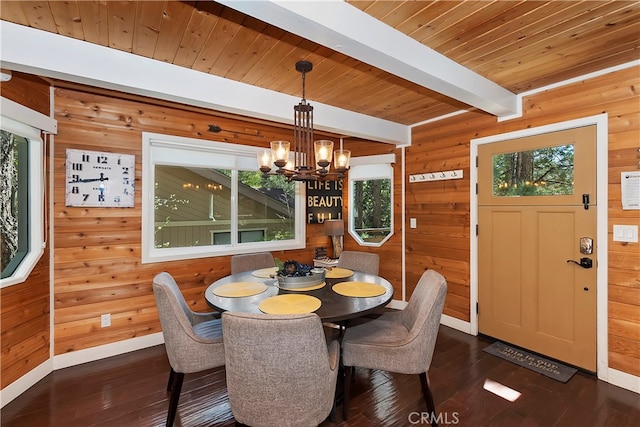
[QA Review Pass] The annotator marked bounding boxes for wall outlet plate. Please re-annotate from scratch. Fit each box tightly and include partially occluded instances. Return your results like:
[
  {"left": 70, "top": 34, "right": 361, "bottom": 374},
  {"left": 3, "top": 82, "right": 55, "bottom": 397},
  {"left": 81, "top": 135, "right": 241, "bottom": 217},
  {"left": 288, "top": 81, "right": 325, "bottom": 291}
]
[{"left": 100, "top": 313, "right": 111, "bottom": 328}]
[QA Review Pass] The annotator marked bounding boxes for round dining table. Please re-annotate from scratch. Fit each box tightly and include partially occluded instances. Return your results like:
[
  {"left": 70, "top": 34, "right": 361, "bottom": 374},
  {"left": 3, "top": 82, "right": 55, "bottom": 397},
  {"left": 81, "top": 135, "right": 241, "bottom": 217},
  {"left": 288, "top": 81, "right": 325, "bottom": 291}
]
[{"left": 205, "top": 269, "right": 394, "bottom": 323}]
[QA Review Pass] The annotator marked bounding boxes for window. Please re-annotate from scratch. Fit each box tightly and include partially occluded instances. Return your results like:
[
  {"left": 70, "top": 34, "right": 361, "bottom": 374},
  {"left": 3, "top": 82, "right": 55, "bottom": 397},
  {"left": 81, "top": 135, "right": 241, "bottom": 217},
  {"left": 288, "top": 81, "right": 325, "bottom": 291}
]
[
  {"left": 0, "top": 114, "right": 45, "bottom": 287},
  {"left": 348, "top": 155, "right": 394, "bottom": 246},
  {"left": 492, "top": 144, "right": 574, "bottom": 197},
  {"left": 142, "top": 133, "right": 305, "bottom": 263}
]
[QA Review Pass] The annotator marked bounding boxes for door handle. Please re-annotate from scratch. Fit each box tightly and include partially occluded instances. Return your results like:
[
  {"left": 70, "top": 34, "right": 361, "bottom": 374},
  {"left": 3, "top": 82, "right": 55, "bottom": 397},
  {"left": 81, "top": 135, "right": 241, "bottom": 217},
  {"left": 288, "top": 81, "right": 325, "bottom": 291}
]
[{"left": 567, "top": 257, "right": 593, "bottom": 269}]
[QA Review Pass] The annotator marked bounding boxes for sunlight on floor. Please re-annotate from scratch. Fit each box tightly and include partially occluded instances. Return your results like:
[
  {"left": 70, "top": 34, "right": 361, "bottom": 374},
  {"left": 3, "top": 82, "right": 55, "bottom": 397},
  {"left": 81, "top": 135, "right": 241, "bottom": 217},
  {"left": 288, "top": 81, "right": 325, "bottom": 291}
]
[{"left": 483, "top": 379, "right": 521, "bottom": 402}]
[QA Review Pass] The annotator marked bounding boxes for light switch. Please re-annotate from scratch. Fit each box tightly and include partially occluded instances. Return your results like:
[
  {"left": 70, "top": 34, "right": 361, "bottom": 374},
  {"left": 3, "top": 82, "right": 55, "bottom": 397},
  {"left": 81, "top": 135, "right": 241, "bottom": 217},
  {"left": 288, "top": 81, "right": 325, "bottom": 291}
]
[
  {"left": 410, "top": 218, "right": 417, "bottom": 229},
  {"left": 613, "top": 225, "right": 639, "bottom": 243}
]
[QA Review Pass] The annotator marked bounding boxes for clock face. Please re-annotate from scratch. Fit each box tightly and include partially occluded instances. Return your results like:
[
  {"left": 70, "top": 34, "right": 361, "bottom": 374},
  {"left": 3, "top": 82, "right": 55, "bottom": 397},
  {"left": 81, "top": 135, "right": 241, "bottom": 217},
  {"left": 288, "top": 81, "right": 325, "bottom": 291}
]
[{"left": 65, "top": 149, "right": 135, "bottom": 207}]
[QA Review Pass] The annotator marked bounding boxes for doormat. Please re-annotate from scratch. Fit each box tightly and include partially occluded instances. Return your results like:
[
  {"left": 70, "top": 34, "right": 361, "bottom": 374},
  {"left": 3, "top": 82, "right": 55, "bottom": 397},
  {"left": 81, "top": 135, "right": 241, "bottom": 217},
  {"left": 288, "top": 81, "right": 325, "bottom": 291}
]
[{"left": 483, "top": 341, "right": 577, "bottom": 383}]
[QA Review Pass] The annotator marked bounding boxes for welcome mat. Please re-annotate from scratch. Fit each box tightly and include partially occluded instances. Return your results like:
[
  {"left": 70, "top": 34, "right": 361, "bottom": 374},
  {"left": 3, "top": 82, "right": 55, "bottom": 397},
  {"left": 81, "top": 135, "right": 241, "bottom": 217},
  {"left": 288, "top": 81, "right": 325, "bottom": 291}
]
[{"left": 483, "top": 341, "right": 577, "bottom": 383}]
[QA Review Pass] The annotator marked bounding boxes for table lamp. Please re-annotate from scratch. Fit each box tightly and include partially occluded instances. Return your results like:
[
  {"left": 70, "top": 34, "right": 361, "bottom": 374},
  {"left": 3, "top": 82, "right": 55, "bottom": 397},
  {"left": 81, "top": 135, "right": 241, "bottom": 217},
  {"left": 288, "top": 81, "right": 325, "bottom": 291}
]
[{"left": 324, "top": 219, "right": 344, "bottom": 259}]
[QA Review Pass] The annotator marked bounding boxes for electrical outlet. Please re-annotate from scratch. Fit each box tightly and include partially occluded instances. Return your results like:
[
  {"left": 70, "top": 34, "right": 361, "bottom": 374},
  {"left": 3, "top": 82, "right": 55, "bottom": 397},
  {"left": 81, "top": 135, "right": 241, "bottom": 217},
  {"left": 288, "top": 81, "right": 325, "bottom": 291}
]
[
  {"left": 410, "top": 218, "right": 417, "bottom": 228},
  {"left": 100, "top": 313, "right": 111, "bottom": 328}
]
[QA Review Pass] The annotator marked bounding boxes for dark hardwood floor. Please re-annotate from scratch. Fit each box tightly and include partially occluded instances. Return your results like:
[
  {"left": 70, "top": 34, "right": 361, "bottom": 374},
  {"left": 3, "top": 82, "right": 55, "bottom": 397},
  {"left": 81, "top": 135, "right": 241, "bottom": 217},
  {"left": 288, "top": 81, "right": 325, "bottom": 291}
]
[{"left": 2, "top": 325, "right": 639, "bottom": 426}]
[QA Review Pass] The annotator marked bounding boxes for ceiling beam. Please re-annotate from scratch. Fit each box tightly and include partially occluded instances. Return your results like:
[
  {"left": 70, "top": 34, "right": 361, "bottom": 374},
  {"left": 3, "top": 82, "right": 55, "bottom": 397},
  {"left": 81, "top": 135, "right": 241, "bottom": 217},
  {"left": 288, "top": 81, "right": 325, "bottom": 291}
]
[
  {"left": 218, "top": 0, "right": 519, "bottom": 118},
  {"left": 0, "top": 21, "right": 409, "bottom": 145}
]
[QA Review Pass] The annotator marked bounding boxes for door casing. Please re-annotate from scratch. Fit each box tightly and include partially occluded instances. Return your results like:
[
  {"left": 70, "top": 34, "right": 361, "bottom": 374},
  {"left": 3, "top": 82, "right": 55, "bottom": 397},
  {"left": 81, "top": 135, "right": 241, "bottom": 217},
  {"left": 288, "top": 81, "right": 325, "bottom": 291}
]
[{"left": 470, "top": 114, "right": 609, "bottom": 379}]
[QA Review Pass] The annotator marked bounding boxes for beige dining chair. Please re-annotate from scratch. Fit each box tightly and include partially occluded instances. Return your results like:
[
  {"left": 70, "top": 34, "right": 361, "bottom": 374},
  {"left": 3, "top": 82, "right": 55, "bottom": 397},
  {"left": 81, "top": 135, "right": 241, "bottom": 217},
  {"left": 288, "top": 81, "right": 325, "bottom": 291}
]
[
  {"left": 341, "top": 269, "right": 447, "bottom": 425},
  {"left": 222, "top": 311, "right": 340, "bottom": 427},
  {"left": 337, "top": 250, "right": 380, "bottom": 275},
  {"left": 230, "top": 252, "right": 276, "bottom": 274},
  {"left": 152, "top": 272, "right": 225, "bottom": 427}
]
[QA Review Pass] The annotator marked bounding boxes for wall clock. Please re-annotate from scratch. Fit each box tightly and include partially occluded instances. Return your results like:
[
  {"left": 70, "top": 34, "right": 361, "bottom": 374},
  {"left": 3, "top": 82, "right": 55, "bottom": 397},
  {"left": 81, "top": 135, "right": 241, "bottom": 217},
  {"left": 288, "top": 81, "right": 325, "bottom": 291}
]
[{"left": 65, "top": 148, "right": 135, "bottom": 207}]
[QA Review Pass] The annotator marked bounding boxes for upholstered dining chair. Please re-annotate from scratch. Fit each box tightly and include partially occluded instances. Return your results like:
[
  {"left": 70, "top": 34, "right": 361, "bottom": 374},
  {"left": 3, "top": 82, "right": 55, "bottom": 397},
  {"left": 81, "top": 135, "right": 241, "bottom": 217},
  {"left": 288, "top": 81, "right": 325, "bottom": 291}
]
[
  {"left": 337, "top": 250, "right": 380, "bottom": 275},
  {"left": 152, "top": 272, "right": 225, "bottom": 427},
  {"left": 341, "top": 269, "right": 447, "bottom": 426},
  {"left": 230, "top": 251, "right": 276, "bottom": 274},
  {"left": 222, "top": 312, "right": 340, "bottom": 427}
]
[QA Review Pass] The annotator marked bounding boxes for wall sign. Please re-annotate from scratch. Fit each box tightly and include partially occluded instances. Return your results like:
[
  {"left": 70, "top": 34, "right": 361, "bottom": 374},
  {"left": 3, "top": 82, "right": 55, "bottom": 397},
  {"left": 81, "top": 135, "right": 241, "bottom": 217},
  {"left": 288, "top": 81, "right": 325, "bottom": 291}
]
[{"left": 306, "top": 180, "right": 343, "bottom": 224}]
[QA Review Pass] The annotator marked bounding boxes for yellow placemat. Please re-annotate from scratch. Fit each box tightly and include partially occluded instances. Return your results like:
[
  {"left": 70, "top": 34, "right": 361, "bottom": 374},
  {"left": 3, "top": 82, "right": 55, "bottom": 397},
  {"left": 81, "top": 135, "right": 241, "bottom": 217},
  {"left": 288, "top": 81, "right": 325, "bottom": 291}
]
[
  {"left": 332, "top": 282, "right": 386, "bottom": 297},
  {"left": 325, "top": 267, "right": 354, "bottom": 279},
  {"left": 251, "top": 267, "right": 278, "bottom": 278},
  {"left": 278, "top": 282, "right": 326, "bottom": 292},
  {"left": 212, "top": 282, "right": 267, "bottom": 298},
  {"left": 258, "top": 294, "right": 322, "bottom": 314}
]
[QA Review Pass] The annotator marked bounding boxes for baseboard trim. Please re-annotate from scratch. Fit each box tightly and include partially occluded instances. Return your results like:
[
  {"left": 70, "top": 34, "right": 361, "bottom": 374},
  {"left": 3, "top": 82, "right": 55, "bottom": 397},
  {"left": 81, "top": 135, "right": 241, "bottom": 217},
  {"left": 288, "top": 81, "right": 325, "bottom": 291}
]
[
  {"left": 0, "top": 359, "right": 52, "bottom": 409},
  {"left": 607, "top": 368, "right": 640, "bottom": 394},
  {"left": 387, "top": 299, "right": 407, "bottom": 310},
  {"left": 53, "top": 332, "right": 164, "bottom": 370},
  {"left": 440, "top": 314, "right": 472, "bottom": 334}
]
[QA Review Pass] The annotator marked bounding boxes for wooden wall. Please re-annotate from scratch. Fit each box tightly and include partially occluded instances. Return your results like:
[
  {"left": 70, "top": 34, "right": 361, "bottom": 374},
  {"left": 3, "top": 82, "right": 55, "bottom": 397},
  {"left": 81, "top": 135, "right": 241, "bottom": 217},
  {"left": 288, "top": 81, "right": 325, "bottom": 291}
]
[
  {"left": 3, "top": 64, "right": 637, "bottom": 389},
  {"left": 342, "top": 141, "right": 404, "bottom": 298},
  {"left": 51, "top": 84, "right": 394, "bottom": 355},
  {"left": 0, "top": 72, "right": 51, "bottom": 388},
  {"left": 408, "top": 66, "right": 640, "bottom": 377}
]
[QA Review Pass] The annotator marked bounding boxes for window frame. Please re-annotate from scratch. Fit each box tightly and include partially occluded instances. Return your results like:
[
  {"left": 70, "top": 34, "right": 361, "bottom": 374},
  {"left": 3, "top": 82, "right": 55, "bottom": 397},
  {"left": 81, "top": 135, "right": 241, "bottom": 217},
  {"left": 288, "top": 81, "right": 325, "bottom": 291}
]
[
  {"left": 0, "top": 114, "right": 45, "bottom": 288},
  {"left": 348, "top": 154, "right": 395, "bottom": 247},
  {"left": 141, "top": 132, "right": 306, "bottom": 263}
]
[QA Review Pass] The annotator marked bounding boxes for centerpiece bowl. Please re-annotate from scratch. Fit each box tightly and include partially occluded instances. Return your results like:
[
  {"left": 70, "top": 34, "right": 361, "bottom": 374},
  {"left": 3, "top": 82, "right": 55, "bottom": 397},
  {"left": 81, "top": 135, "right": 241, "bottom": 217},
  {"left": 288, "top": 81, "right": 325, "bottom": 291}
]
[{"left": 275, "top": 260, "right": 326, "bottom": 290}]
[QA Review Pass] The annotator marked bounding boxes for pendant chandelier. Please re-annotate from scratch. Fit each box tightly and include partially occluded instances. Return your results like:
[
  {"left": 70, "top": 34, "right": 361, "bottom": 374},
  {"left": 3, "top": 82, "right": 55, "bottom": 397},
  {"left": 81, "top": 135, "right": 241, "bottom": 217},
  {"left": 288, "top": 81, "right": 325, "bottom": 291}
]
[{"left": 258, "top": 60, "right": 351, "bottom": 181}]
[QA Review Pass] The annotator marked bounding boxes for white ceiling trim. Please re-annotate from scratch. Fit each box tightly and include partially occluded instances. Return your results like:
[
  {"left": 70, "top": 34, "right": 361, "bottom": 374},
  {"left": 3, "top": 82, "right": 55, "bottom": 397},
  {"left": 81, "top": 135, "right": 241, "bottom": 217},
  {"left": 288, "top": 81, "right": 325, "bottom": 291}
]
[
  {"left": 0, "top": 21, "right": 408, "bottom": 145},
  {"left": 218, "top": 0, "right": 518, "bottom": 117}
]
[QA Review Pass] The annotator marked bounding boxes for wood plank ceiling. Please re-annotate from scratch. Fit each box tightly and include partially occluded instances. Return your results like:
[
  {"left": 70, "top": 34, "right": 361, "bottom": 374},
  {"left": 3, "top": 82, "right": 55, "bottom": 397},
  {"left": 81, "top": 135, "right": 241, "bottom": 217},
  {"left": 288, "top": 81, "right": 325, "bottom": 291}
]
[{"left": 1, "top": 0, "right": 639, "bottom": 127}]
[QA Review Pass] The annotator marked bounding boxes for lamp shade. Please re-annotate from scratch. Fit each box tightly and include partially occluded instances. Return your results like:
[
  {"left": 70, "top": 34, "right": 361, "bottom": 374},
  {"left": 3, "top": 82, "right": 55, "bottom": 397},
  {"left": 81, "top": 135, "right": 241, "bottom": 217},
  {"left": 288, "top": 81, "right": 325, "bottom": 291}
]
[{"left": 324, "top": 219, "right": 344, "bottom": 236}]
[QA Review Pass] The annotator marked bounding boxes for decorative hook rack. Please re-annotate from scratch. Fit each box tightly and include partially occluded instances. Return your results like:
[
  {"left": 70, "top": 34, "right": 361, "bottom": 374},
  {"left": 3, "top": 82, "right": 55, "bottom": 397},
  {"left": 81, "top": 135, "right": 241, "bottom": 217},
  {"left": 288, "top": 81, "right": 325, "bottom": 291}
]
[{"left": 409, "top": 169, "right": 464, "bottom": 183}]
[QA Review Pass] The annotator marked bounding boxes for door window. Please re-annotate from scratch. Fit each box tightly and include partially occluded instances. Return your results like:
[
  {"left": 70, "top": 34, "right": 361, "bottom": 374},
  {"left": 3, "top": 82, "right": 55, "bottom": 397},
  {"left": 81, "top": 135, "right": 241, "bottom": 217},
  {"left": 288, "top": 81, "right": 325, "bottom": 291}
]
[{"left": 492, "top": 144, "right": 574, "bottom": 197}]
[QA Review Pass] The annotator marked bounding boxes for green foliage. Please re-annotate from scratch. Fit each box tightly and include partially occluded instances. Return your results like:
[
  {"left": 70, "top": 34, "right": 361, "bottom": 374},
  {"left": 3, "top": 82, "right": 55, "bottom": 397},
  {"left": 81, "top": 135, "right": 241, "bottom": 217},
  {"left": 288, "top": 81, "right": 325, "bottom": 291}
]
[
  {"left": 352, "top": 178, "right": 391, "bottom": 229},
  {"left": 492, "top": 144, "right": 574, "bottom": 197}
]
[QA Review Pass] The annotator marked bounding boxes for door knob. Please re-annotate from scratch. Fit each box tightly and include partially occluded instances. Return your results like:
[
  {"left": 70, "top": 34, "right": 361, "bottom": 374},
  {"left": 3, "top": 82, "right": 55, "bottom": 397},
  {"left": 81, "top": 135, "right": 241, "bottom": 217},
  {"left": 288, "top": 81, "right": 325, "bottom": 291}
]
[{"left": 567, "top": 257, "right": 593, "bottom": 269}]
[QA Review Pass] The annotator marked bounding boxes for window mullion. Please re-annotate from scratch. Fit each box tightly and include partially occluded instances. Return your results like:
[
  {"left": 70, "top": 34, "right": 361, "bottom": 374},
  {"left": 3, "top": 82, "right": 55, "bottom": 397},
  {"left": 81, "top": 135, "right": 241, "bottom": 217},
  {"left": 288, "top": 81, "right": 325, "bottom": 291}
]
[{"left": 230, "top": 169, "right": 239, "bottom": 246}]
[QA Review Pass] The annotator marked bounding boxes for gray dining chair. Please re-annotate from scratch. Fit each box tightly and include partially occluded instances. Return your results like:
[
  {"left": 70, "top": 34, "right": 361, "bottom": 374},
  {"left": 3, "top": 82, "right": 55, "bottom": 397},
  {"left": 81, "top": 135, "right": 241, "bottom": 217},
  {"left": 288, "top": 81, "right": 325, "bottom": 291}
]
[
  {"left": 152, "top": 272, "right": 225, "bottom": 427},
  {"left": 337, "top": 250, "right": 380, "bottom": 275},
  {"left": 230, "top": 252, "right": 276, "bottom": 274},
  {"left": 222, "top": 311, "right": 340, "bottom": 427},
  {"left": 341, "top": 269, "right": 447, "bottom": 425}
]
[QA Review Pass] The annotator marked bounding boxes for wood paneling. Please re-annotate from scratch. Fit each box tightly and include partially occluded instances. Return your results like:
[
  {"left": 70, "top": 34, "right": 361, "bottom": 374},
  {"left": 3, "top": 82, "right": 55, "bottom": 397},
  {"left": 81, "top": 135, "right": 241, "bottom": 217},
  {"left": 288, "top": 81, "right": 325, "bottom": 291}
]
[
  {"left": 51, "top": 86, "right": 395, "bottom": 354},
  {"left": 0, "top": 71, "right": 50, "bottom": 115},
  {"left": 2, "top": 1, "right": 638, "bottom": 124},
  {"left": 3, "top": 63, "right": 639, "bottom": 390},
  {"left": 342, "top": 140, "right": 404, "bottom": 299},
  {"left": 409, "top": 65, "right": 640, "bottom": 376},
  {"left": 0, "top": 72, "right": 51, "bottom": 389}
]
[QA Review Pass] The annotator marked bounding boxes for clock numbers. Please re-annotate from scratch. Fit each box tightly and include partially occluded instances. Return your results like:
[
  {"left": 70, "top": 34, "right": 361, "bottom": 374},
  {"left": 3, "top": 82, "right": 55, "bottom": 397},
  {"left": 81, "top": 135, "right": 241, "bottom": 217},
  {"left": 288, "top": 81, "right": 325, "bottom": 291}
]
[{"left": 66, "top": 149, "right": 135, "bottom": 207}]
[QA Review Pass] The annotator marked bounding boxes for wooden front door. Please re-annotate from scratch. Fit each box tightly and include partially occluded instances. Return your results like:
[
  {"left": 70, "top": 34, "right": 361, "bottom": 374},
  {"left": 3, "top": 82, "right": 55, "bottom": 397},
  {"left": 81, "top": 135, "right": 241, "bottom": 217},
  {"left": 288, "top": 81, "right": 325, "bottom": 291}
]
[{"left": 478, "top": 125, "right": 597, "bottom": 371}]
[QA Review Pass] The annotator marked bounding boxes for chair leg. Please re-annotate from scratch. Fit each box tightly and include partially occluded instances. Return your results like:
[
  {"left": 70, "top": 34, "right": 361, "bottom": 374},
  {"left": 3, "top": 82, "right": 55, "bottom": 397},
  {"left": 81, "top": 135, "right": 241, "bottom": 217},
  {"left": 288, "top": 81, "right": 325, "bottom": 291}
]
[
  {"left": 166, "top": 372, "right": 184, "bottom": 427},
  {"left": 167, "top": 367, "right": 175, "bottom": 392},
  {"left": 419, "top": 372, "right": 437, "bottom": 427},
  {"left": 343, "top": 366, "right": 353, "bottom": 421}
]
